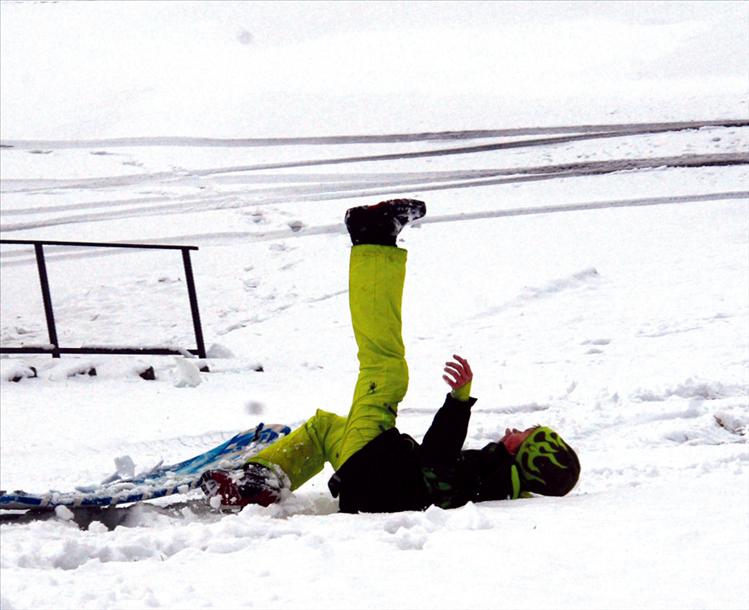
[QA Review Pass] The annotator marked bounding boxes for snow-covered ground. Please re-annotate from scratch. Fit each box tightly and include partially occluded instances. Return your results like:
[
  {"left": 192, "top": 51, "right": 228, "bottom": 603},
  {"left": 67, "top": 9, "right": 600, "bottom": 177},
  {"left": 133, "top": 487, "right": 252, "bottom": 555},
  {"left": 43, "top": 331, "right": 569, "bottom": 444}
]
[{"left": 1, "top": 2, "right": 748, "bottom": 609}]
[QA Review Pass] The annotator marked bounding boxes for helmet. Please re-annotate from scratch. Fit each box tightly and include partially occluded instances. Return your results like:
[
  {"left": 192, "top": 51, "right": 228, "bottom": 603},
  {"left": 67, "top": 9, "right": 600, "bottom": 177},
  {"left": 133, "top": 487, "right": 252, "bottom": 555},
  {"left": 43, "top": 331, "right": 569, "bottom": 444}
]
[{"left": 515, "top": 427, "right": 580, "bottom": 496}]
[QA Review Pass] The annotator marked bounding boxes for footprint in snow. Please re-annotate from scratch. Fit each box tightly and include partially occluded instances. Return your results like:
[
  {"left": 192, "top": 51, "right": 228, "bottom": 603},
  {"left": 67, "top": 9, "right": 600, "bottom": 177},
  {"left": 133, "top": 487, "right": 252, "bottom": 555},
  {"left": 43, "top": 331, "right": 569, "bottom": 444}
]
[{"left": 581, "top": 338, "right": 612, "bottom": 346}]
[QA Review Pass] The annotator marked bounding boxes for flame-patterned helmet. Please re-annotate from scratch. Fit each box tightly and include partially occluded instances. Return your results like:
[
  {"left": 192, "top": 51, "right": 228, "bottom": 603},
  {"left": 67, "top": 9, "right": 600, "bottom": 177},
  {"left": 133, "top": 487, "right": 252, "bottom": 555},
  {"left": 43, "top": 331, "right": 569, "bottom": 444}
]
[{"left": 515, "top": 427, "right": 580, "bottom": 496}]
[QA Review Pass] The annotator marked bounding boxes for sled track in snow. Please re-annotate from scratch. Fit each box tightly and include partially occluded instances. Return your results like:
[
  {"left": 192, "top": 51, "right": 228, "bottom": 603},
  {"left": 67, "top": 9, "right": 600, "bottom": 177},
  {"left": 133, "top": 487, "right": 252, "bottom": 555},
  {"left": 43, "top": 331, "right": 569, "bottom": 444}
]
[
  {"left": 0, "top": 153, "right": 746, "bottom": 232},
  {"left": 1, "top": 190, "right": 746, "bottom": 267}
]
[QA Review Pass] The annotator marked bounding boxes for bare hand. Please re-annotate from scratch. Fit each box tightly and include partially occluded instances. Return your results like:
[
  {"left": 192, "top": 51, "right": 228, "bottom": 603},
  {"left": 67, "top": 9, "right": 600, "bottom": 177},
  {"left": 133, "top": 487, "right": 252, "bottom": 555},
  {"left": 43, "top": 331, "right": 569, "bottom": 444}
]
[{"left": 442, "top": 354, "right": 473, "bottom": 391}]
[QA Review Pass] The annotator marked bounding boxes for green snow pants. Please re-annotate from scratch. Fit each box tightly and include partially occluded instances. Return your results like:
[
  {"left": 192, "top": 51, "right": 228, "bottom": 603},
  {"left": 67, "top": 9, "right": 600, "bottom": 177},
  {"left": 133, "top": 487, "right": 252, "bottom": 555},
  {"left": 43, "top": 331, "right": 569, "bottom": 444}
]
[{"left": 249, "top": 245, "right": 409, "bottom": 490}]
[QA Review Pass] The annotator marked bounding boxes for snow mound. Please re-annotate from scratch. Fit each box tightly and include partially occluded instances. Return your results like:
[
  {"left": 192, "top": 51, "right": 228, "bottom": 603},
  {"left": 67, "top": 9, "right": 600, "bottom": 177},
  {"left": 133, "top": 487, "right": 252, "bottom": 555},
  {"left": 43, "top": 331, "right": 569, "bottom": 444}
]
[
  {"left": 171, "top": 357, "right": 203, "bottom": 388},
  {"left": 714, "top": 406, "right": 749, "bottom": 436},
  {"left": 632, "top": 377, "right": 748, "bottom": 402}
]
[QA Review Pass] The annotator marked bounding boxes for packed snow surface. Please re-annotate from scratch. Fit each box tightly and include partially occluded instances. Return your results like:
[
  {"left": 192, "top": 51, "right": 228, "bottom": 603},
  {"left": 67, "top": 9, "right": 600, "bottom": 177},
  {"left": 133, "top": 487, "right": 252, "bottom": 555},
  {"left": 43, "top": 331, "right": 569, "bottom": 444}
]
[{"left": 1, "top": 2, "right": 748, "bottom": 609}]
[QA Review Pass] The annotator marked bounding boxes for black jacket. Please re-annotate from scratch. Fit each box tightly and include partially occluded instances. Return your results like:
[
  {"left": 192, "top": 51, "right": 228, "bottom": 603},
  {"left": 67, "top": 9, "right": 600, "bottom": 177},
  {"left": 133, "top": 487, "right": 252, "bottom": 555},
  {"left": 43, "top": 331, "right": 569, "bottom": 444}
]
[{"left": 328, "top": 394, "right": 517, "bottom": 513}]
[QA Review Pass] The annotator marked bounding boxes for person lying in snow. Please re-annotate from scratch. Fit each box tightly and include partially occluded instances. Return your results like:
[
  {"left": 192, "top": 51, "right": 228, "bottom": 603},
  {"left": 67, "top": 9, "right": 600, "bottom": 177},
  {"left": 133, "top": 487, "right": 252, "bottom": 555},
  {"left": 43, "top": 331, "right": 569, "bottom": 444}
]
[{"left": 200, "top": 199, "right": 580, "bottom": 512}]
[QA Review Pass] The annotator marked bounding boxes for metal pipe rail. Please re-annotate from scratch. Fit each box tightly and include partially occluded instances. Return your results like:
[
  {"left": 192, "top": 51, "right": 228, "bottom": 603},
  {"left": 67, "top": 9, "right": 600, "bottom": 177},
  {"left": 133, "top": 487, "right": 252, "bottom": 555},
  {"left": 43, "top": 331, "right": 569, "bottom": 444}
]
[{"left": 0, "top": 239, "right": 207, "bottom": 359}]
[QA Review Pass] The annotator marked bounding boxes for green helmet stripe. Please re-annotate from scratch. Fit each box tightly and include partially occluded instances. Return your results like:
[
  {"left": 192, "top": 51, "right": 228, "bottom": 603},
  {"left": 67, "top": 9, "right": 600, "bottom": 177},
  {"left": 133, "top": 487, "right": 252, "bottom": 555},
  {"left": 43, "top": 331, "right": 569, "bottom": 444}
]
[{"left": 510, "top": 465, "right": 521, "bottom": 499}]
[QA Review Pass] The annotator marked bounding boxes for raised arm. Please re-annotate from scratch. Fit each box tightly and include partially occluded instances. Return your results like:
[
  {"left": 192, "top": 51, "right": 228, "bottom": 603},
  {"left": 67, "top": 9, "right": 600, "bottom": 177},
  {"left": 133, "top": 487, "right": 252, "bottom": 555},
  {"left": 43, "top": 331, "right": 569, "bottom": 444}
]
[{"left": 420, "top": 355, "right": 476, "bottom": 463}]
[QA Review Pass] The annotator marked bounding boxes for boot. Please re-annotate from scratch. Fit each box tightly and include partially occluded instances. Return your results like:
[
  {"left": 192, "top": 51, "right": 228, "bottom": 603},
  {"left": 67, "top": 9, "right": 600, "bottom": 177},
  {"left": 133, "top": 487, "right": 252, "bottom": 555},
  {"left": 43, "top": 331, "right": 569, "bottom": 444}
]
[
  {"left": 199, "top": 462, "right": 285, "bottom": 509},
  {"left": 344, "top": 198, "right": 426, "bottom": 246}
]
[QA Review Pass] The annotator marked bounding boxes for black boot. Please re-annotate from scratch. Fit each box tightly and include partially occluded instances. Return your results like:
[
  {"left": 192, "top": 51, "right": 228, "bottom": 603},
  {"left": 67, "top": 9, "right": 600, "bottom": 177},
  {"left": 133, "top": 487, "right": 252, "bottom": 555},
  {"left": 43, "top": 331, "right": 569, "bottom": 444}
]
[
  {"left": 344, "top": 198, "right": 426, "bottom": 246},
  {"left": 199, "top": 462, "right": 286, "bottom": 509}
]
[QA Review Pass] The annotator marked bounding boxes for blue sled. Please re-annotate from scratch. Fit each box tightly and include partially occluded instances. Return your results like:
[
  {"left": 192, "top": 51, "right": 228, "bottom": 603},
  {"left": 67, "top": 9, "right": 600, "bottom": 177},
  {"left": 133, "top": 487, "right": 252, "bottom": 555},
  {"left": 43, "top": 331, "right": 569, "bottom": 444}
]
[{"left": 0, "top": 423, "right": 291, "bottom": 510}]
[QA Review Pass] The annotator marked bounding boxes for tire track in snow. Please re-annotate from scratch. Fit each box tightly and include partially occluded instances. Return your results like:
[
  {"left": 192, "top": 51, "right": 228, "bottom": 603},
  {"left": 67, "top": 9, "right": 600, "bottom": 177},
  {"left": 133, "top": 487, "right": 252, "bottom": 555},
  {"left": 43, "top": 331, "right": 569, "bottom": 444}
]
[
  {"left": 4, "top": 124, "right": 745, "bottom": 193},
  {"left": 1, "top": 154, "right": 745, "bottom": 232},
  {"left": 3, "top": 152, "right": 743, "bottom": 214},
  {"left": 4, "top": 150, "right": 744, "bottom": 205},
  {"left": 2, "top": 118, "right": 746, "bottom": 149},
  {"left": 2, "top": 191, "right": 745, "bottom": 267}
]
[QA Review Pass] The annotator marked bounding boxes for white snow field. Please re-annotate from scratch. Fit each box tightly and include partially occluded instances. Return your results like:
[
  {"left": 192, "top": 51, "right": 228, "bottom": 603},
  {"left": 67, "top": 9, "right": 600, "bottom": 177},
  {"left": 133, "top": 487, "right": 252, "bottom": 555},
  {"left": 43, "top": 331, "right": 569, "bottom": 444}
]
[{"left": 1, "top": 1, "right": 748, "bottom": 609}]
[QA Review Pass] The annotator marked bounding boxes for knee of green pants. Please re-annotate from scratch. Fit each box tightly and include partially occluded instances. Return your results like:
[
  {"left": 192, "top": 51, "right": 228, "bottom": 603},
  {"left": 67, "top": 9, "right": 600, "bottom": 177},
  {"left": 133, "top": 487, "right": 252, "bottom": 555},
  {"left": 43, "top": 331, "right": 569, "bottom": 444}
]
[
  {"left": 337, "top": 357, "right": 408, "bottom": 465},
  {"left": 248, "top": 409, "right": 347, "bottom": 490}
]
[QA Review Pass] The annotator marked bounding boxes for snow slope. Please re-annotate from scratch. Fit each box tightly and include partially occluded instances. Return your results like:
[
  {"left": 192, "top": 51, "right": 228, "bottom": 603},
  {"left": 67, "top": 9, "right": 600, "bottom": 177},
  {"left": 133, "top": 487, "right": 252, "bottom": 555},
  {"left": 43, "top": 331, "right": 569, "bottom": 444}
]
[{"left": 1, "top": 2, "right": 748, "bottom": 609}]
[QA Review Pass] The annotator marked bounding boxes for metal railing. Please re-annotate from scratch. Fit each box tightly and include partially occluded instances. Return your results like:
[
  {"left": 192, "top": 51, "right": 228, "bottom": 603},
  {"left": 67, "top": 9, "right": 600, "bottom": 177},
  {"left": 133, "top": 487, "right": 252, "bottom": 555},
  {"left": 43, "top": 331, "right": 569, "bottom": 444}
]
[{"left": 0, "top": 239, "right": 207, "bottom": 358}]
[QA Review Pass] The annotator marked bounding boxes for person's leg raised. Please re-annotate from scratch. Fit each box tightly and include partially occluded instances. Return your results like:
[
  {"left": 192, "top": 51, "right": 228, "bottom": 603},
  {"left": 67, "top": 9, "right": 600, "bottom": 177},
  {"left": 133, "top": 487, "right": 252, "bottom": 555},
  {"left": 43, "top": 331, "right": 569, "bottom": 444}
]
[{"left": 337, "top": 199, "right": 426, "bottom": 464}]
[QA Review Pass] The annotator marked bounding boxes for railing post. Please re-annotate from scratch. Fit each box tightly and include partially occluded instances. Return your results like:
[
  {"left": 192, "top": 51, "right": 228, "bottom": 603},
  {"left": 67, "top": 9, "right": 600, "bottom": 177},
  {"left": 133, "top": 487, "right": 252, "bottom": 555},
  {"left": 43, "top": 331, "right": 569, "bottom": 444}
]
[
  {"left": 34, "top": 243, "right": 60, "bottom": 358},
  {"left": 181, "top": 248, "right": 207, "bottom": 359}
]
